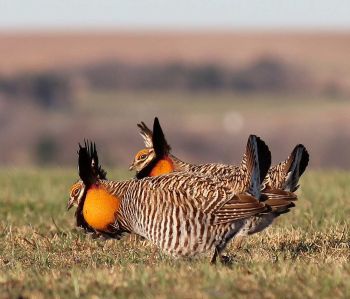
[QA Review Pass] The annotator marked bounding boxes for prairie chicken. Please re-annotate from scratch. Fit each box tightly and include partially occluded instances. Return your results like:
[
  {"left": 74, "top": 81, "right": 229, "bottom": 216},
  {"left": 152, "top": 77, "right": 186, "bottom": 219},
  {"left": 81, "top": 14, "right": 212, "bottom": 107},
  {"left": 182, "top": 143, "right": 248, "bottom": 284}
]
[
  {"left": 130, "top": 117, "right": 309, "bottom": 237},
  {"left": 68, "top": 138, "right": 272, "bottom": 263}
]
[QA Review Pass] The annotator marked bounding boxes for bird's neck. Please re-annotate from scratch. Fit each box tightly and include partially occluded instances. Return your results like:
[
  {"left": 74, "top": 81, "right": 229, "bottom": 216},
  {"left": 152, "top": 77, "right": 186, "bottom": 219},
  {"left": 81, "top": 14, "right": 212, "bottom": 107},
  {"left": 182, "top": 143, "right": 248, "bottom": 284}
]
[
  {"left": 82, "top": 184, "right": 121, "bottom": 231},
  {"left": 149, "top": 156, "right": 175, "bottom": 176}
]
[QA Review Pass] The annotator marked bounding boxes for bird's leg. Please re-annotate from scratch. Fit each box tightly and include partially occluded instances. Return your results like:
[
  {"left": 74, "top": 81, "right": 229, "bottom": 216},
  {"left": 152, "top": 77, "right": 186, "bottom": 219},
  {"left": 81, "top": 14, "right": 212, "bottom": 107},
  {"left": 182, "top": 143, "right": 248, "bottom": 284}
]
[
  {"left": 210, "top": 247, "right": 219, "bottom": 264},
  {"left": 219, "top": 255, "right": 232, "bottom": 265},
  {"left": 211, "top": 244, "right": 233, "bottom": 265}
]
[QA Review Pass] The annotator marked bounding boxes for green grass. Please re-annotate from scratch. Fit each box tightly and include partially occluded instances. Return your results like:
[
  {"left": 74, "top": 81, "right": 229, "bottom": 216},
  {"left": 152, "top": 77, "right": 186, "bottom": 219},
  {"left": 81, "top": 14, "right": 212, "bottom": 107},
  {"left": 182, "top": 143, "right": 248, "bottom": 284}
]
[{"left": 1, "top": 169, "right": 350, "bottom": 298}]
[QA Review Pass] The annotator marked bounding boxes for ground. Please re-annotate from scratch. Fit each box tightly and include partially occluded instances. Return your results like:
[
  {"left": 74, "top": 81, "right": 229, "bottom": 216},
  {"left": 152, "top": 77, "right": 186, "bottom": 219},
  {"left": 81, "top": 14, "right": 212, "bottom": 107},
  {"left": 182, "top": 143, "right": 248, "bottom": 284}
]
[{"left": 0, "top": 169, "right": 349, "bottom": 298}]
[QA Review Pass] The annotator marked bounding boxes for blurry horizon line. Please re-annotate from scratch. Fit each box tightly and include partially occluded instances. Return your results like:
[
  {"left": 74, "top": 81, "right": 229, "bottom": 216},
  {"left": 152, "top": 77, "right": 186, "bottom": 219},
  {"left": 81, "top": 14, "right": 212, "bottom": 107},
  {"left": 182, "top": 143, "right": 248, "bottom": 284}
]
[{"left": 1, "top": 26, "right": 350, "bottom": 35}]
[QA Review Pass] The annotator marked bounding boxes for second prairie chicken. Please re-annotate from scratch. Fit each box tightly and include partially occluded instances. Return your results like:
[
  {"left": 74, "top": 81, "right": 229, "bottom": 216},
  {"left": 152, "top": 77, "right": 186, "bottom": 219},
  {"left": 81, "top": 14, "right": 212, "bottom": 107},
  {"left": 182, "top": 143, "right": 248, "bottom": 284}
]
[
  {"left": 129, "top": 117, "right": 309, "bottom": 238},
  {"left": 68, "top": 138, "right": 273, "bottom": 263},
  {"left": 131, "top": 118, "right": 308, "bottom": 191}
]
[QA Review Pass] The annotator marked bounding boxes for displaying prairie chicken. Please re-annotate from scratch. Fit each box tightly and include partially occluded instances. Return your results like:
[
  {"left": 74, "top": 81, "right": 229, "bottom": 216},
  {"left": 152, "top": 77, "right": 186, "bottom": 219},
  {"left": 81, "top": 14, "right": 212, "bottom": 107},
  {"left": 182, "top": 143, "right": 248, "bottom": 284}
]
[
  {"left": 129, "top": 117, "right": 309, "bottom": 237},
  {"left": 68, "top": 138, "right": 274, "bottom": 263},
  {"left": 131, "top": 118, "right": 309, "bottom": 191}
]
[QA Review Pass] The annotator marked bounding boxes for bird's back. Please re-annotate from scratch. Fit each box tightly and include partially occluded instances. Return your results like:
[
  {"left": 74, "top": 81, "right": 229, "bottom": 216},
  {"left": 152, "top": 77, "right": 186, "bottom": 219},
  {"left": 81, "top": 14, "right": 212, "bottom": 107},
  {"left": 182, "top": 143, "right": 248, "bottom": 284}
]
[{"left": 102, "top": 172, "right": 265, "bottom": 256}]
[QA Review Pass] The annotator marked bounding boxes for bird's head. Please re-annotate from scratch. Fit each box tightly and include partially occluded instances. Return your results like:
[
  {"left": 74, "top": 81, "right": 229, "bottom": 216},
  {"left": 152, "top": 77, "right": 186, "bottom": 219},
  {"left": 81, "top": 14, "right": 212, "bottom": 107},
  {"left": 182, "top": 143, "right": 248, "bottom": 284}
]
[
  {"left": 67, "top": 180, "right": 85, "bottom": 211},
  {"left": 130, "top": 117, "right": 173, "bottom": 178},
  {"left": 129, "top": 148, "right": 156, "bottom": 172}
]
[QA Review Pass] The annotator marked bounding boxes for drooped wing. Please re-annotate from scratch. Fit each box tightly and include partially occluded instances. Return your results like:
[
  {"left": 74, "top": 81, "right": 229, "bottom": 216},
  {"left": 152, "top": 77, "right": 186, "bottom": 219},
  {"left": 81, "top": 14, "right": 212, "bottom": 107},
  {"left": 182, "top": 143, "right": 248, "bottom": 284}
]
[
  {"left": 121, "top": 172, "right": 267, "bottom": 226},
  {"left": 213, "top": 193, "right": 268, "bottom": 225}
]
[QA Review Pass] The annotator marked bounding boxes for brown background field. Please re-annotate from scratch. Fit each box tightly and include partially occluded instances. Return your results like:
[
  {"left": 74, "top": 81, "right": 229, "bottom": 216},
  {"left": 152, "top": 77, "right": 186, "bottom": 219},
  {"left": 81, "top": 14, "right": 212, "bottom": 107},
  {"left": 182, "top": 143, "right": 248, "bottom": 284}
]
[
  {"left": 0, "top": 31, "right": 350, "bottom": 168},
  {"left": 0, "top": 31, "right": 350, "bottom": 83}
]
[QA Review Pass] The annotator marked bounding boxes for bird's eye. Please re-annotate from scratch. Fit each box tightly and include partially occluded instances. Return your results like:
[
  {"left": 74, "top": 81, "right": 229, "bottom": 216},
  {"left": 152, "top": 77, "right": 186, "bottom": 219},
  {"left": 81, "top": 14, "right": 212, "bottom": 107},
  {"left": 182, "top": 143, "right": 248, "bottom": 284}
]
[
  {"left": 73, "top": 188, "right": 79, "bottom": 196},
  {"left": 139, "top": 154, "right": 147, "bottom": 160}
]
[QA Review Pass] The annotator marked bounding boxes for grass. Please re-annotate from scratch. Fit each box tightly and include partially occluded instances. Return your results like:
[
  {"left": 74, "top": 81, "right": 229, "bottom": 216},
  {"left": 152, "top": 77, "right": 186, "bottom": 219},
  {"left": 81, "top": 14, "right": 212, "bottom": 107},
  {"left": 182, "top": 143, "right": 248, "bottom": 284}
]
[{"left": 0, "top": 169, "right": 350, "bottom": 298}]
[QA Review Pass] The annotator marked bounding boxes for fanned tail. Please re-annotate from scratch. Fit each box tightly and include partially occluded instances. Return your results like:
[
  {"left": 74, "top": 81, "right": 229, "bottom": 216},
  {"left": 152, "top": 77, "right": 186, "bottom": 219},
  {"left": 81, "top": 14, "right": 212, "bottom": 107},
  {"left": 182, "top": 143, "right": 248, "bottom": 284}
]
[{"left": 236, "top": 143, "right": 309, "bottom": 240}]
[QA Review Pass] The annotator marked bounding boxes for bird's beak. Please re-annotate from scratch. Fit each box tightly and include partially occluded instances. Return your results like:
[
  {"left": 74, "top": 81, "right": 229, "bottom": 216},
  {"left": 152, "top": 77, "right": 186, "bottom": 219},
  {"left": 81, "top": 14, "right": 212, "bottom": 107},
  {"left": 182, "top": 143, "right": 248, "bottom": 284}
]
[
  {"left": 67, "top": 198, "right": 75, "bottom": 210},
  {"left": 129, "top": 163, "right": 135, "bottom": 171}
]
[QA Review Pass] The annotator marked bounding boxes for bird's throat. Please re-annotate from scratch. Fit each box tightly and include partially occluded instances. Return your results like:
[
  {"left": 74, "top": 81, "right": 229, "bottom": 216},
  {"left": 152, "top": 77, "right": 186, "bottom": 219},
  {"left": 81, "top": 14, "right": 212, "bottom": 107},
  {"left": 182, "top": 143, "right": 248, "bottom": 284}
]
[
  {"left": 149, "top": 156, "right": 174, "bottom": 176},
  {"left": 83, "top": 185, "right": 120, "bottom": 231}
]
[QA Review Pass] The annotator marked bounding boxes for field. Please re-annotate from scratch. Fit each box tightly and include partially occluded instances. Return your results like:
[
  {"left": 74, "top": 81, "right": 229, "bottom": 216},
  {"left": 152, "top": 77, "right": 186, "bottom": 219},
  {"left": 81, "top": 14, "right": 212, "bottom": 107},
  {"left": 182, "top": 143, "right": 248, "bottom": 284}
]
[
  {"left": 1, "top": 32, "right": 350, "bottom": 84},
  {"left": 1, "top": 91, "right": 350, "bottom": 169},
  {"left": 1, "top": 169, "right": 349, "bottom": 298}
]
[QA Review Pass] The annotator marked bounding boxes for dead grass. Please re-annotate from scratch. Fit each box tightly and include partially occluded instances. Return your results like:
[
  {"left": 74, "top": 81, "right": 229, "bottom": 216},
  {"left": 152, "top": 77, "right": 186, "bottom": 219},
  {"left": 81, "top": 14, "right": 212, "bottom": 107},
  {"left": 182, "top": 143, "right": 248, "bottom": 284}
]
[{"left": 0, "top": 169, "right": 350, "bottom": 298}]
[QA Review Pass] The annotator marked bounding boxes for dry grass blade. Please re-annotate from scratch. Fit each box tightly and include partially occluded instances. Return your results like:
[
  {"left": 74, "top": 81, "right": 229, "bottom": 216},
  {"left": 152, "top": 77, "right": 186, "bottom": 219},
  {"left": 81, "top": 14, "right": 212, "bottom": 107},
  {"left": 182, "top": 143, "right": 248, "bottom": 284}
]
[{"left": 0, "top": 169, "right": 350, "bottom": 298}]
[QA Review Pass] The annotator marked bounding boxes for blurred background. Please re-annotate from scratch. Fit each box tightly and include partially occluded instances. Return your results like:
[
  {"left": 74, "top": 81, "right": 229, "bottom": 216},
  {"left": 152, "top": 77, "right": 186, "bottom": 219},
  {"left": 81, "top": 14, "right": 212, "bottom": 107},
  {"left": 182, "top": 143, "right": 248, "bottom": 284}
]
[{"left": 0, "top": 0, "right": 349, "bottom": 169}]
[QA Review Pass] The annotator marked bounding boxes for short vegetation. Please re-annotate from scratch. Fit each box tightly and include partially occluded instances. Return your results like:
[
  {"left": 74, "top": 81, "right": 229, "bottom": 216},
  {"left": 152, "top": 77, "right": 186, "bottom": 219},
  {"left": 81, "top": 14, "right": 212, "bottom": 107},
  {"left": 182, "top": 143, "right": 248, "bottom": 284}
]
[{"left": 0, "top": 169, "right": 349, "bottom": 298}]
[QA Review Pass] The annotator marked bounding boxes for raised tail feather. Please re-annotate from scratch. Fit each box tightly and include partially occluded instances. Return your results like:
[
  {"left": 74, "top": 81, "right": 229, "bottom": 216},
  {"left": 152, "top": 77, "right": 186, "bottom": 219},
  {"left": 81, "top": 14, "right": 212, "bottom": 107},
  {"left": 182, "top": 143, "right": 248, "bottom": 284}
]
[
  {"left": 283, "top": 144, "right": 309, "bottom": 192},
  {"left": 267, "top": 144, "right": 309, "bottom": 192},
  {"left": 241, "top": 135, "right": 271, "bottom": 200}
]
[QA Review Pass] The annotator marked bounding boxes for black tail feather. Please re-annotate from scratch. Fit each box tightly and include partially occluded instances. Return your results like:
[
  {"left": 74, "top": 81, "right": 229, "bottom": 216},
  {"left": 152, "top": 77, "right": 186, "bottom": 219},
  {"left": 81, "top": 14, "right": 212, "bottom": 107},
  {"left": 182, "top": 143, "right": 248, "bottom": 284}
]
[
  {"left": 283, "top": 144, "right": 309, "bottom": 192},
  {"left": 255, "top": 136, "right": 272, "bottom": 184},
  {"left": 297, "top": 144, "right": 309, "bottom": 178},
  {"left": 244, "top": 135, "right": 271, "bottom": 200}
]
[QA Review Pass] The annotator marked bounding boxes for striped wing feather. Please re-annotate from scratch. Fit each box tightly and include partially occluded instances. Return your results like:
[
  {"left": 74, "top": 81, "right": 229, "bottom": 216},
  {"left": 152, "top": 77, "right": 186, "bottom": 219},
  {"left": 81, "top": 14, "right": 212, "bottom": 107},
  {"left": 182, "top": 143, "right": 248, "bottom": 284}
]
[
  {"left": 121, "top": 172, "right": 265, "bottom": 225},
  {"left": 262, "top": 188, "right": 297, "bottom": 201},
  {"left": 213, "top": 194, "right": 268, "bottom": 225}
]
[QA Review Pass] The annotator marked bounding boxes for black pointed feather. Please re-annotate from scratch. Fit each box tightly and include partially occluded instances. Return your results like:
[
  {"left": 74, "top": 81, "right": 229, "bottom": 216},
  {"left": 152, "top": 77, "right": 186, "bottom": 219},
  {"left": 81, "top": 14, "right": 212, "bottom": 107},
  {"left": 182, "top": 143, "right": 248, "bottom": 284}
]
[
  {"left": 255, "top": 135, "right": 271, "bottom": 183},
  {"left": 77, "top": 139, "right": 107, "bottom": 186},
  {"left": 297, "top": 145, "right": 309, "bottom": 177},
  {"left": 78, "top": 143, "right": 94, "bottom": 186},
  {"left": 281, "top": 144, "right": 309, "bottom": 192},
  {"left": 152, "top": 117, "right": 171, "bottom": 157}
]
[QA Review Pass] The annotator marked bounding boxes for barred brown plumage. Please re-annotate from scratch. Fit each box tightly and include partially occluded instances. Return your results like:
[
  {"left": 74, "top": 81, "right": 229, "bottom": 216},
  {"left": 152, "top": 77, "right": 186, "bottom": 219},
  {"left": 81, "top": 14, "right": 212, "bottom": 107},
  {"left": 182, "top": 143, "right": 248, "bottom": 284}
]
[
  {"left": 130, "top": 117, "right": 309, "bottom": 239},
  {"left": 133, "top": 118, "right": 272, "bottom": 197},
  {"left": 132, "top": 118, "right": 308, "bottom": 192},
  {"left": 68, "top": 140, "right": 270, "bottom": 263}
]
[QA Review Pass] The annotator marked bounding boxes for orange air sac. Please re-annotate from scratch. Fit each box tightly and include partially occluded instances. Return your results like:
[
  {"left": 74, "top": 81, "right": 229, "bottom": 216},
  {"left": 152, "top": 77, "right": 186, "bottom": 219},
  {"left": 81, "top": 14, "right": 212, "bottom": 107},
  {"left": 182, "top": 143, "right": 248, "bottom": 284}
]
[
  {"left": 149, "top": 157, "right": 174, "bottom": 176},
  {"left": 83, "top": 186, "right": 120, "bottom": 231}
]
